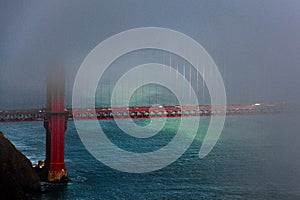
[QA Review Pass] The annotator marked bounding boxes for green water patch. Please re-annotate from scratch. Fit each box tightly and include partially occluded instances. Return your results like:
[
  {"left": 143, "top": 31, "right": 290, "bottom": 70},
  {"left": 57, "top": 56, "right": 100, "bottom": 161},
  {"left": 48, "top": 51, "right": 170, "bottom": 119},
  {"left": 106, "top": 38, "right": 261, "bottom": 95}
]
[{"left": 100, "top": 117, "right": 210, "bottom": 153}]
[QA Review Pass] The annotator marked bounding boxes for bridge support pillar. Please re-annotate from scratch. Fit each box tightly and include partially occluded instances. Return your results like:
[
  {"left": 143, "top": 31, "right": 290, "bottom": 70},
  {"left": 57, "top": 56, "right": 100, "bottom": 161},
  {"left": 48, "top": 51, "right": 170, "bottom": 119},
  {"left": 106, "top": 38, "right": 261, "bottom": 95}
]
[{"left": 44, "top": 68, "right": 68, "bottom": 182}]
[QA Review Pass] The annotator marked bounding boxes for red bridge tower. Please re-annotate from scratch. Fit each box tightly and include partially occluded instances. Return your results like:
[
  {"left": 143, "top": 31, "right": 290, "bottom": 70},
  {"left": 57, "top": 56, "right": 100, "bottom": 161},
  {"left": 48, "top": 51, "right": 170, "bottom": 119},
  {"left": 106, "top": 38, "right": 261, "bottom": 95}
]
[{"left": 44, "top": 68, "right": 68, "bottom": 182}]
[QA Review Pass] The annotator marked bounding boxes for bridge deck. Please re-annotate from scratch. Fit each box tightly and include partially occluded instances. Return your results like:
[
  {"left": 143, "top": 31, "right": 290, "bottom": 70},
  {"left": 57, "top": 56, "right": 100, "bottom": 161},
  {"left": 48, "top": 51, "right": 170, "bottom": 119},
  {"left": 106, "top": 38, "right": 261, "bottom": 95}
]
[{"left": 0, "top": 104, "right": 286, "bottom": 123}]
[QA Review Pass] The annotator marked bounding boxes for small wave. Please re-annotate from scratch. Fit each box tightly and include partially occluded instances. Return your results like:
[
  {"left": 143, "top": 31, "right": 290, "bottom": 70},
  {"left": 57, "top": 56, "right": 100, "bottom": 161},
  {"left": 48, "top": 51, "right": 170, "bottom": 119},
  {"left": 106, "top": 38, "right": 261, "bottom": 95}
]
[{"left": 70, "top": 175, "right": 87, "bottom": 183}]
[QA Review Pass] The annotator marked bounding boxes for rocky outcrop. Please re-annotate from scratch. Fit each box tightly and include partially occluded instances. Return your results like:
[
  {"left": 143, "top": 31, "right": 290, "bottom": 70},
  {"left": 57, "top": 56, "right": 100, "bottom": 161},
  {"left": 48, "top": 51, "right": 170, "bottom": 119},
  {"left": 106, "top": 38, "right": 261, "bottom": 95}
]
[{"left": 0, "top": 131, "right": 41, "bottom": 199}]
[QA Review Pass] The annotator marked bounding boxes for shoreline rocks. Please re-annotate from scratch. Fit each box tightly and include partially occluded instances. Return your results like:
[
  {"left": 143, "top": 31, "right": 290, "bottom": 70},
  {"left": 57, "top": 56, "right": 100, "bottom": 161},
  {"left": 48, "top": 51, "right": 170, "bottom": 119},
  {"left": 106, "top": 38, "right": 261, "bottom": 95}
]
[{"left": 0, "top": 131, "right": 41, "bottom": 199}]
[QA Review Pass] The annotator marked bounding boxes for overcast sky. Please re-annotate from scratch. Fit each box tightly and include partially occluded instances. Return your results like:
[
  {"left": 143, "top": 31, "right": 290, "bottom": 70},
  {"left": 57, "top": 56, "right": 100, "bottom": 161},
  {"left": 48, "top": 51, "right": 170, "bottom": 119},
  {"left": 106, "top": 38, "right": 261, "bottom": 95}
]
[{"left": 0, "top": 0, "right": 299, "bottom": 109}]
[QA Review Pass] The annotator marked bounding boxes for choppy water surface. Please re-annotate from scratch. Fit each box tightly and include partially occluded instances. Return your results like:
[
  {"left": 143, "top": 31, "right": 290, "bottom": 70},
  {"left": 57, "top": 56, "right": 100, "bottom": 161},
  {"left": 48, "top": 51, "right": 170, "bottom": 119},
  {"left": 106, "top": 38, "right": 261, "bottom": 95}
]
[{"left": 1, "top": 114, "right": 300, "bottom": 199}]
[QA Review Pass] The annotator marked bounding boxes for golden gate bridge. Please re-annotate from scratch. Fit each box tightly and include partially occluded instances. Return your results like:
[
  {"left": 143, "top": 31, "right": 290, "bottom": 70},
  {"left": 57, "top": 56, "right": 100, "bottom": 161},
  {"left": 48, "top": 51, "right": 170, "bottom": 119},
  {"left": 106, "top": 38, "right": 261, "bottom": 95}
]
[{"left": 0, "top": 51, "right": 287, "bottom": 183}]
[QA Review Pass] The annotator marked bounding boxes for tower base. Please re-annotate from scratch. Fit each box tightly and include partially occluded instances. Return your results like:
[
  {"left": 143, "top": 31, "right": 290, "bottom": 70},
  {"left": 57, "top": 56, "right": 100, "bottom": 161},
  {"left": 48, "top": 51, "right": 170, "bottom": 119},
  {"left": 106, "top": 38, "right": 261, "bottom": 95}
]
[{"left": 48, "top": 169, "right": 68, "bottom": 183}]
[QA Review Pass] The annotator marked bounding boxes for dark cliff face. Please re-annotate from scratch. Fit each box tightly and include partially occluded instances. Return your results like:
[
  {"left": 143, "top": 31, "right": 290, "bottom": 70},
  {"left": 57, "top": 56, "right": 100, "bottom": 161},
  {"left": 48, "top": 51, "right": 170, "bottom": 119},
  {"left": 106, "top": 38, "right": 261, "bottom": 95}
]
[{"left": 0, "top": 131, "right": 41, "bottom": 199}]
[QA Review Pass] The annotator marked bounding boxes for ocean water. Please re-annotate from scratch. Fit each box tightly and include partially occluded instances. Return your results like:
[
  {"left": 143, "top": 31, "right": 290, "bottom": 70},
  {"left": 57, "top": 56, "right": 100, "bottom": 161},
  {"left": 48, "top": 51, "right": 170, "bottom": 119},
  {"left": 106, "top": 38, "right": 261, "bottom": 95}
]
[{"left": 1, "top": 113, "right": 300, "bottom": 199}]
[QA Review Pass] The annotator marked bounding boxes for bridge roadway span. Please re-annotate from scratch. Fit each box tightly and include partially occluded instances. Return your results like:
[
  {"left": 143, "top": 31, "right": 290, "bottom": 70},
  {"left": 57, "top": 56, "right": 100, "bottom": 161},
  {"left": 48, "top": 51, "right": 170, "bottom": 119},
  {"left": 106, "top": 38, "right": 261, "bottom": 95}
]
[{"left": 0, "top": 104, "right": 283, "bottom": 123}]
